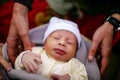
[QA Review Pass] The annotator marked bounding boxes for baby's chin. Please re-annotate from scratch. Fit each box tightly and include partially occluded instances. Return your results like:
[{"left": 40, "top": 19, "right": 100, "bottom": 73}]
[{"left": 52, "top": 54, "right": 71, "bottom": 62}]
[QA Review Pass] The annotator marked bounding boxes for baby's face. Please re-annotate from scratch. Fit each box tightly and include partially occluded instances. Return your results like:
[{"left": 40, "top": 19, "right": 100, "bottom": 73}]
[{"left": 44, "top": 30, "right": 77, "bottom": 62}]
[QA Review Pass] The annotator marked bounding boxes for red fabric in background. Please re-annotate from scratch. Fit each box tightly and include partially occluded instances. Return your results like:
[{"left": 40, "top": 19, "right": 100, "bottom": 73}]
[
  {"left": 29, "top": 0, "right": 49, "bottom": 29},
  {"left": 0, "top": 0, "right": 119, "bottom": 46},
  {"left": 0, "top": 0, "right": 13, "bottom": 43}
]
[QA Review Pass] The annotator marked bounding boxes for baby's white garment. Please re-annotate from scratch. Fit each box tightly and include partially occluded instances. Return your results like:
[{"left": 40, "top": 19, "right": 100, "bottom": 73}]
[{"left": 15, "top": 47, "right": 88, "bottom": 80}]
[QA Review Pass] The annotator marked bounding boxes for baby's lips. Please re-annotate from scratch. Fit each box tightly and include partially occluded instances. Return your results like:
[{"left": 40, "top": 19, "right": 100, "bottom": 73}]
[{"left": 54, "top": 49, "right": 65, "bottom": 55}]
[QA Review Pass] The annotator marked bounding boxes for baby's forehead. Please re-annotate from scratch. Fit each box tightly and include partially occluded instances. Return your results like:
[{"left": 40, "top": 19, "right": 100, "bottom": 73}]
[{"left": 50, "top": 30, "right": 77, "bottom": 39}]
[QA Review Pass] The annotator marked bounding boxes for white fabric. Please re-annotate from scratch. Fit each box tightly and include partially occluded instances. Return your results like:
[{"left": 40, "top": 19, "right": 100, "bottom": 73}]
[
  {"left": 43, "top": 17, "right": 81, "bottom": 47},
  {"left": 15, "top": 47, "right": 88, "bottom": 80}
]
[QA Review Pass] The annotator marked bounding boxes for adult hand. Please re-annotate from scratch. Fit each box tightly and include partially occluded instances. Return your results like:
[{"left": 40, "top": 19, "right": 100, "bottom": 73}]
[
  {"left": 0, "top": 43, "right": 11, "bottom": 70},
  {"left": 22, "top": 52, "right": 42, "bottom": 73},
  {"left": 7, "top": 3, "right": 32, "bottom": 64},
  {"left": 88, "top": 22, "right": 114, "bottom": 75}
]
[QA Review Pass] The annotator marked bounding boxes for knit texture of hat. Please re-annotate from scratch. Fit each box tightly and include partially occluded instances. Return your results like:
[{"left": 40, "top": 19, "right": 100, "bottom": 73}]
[{"left": 43, "top": 17, "right": 81, "bottom": 47}]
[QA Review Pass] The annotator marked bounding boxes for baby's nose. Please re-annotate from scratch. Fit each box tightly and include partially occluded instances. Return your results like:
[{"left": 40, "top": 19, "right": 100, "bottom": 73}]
[{"left": 59, "top": 39, "right": 66, "bottom": 46}]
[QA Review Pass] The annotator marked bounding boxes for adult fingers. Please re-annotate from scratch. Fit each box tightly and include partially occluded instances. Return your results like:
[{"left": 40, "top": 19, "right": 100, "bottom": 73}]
[
  {"left": 7, "top": 22, "right": 19, "bottom": 64},
  {"left": 23, "top": 53, "right": 41, "bottom": 73},
  {"left": 7, "top": 37, "right": 18, "bottom": 64},
  {"left": 0, "top": 55, "right": 11, "bottom": 71},
  {"left": 100, "top": 36, "right": 112, "bottom": 75},
  {"left": 19, "top": 30, "right": 32, "bottom": 51},
  {"left": 88, "top": 36, "right": 101, "bottom": 61},
  {"left": 100, "top": 57, "right": 109, "bottom": 75},
  {"left": 34, "top": 54, "right": 42, "bottom": 64},
  {"left": 22, "top": 36, "right": 32, "bottom": 51},
  {"left": 100, "top": 47, "right": 110, "bottom": 75},
  {"left": 24, "top": 61, "right": 38, "bottom": 73},
  {"left": 0, "top": 44, "right": 11, "bottom": 70}
]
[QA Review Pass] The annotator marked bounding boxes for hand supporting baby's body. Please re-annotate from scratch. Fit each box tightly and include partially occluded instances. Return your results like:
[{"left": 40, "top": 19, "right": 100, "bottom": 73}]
[{"left": 22, "top": 52, "right": 42, "bottom": 73}]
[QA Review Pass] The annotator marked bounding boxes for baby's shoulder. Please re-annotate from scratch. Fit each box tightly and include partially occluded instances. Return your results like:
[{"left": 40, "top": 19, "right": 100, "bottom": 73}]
[
  {"left": 32, "top": 46, "right": 43, "bottom": 54},
  {"left": 69, "top": 58, "right": 84, "bottom": 66},
  {"left": 32, "top": 46, "right": 43, "bottom": 50}
]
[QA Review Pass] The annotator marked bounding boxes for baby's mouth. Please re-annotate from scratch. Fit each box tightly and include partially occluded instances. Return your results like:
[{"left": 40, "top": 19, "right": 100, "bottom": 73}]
[{"left": 54, "top": 48, "right": 65, "bottom": 55}]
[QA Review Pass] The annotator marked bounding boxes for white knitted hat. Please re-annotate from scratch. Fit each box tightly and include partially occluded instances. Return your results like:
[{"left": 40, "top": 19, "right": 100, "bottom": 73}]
[{"left": 43, "top": 17, "right": 81, "bottom": 47}]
